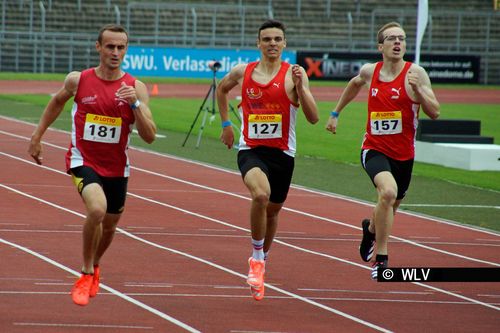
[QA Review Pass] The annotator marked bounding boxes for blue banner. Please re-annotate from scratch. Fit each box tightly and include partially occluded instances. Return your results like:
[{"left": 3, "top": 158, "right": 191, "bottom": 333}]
[{"left": 122, "top": 46, "right": 297, "bottom": 78}]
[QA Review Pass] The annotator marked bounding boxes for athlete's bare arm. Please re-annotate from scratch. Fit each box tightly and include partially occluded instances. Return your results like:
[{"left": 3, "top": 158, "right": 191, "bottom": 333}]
[
  {"left": 116, "top": 80, "right": 157, "bottom": 144},
  {"left": 326, "top": 63, "right": 374, "bottom": 134},
  {"left": 28, "top": 71, "right": 80, "bottom": 164},
  {"left": 216, "top": 64, "right": 246, "bottom": 149},
  {"left": 407, "top": 64, "right": 440, "bottom": 120},
  {"left": 290, "top": 64, "right": 319, "bottom": 124}
]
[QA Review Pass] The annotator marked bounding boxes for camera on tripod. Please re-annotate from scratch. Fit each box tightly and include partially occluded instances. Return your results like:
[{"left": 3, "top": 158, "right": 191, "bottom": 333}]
[
  {"left": 208, "top": 60, "right": 221, "bottom": 72},
  {"left": 182, "top": 58, "right": 239, "bottom": 148}
]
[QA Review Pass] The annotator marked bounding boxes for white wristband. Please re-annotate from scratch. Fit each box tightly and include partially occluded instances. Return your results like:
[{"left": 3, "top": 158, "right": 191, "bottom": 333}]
[{"left": 131, "top": 100, "right": 141, "bottom": 110}]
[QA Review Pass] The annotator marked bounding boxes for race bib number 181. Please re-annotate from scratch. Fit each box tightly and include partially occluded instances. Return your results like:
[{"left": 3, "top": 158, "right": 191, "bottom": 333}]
[
  {"left": 370, "top": 111, "right": 402, "bottom": 135},
  {"left": 83, "top": 113, "right": 122, "bottom": 143}
]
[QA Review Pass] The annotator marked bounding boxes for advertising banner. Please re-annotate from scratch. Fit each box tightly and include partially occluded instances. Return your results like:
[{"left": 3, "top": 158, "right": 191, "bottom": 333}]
[
  {"left": 123, "top": 46, "right": 297, "bottom": 78},
  {"left": 297, "top": 51, "right": 480, "bottom": 83}
]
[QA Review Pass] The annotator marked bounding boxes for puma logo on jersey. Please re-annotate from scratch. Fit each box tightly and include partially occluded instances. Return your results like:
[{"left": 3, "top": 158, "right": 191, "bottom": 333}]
[
  {"left": 273, "top": 82, "right": 280, "bottom": 88},
  {"left": 371, "top": 88, "right": 378, "bottom": 97},
  {"left": 391, "top": 87, "right": 402, "bottom": 99}
]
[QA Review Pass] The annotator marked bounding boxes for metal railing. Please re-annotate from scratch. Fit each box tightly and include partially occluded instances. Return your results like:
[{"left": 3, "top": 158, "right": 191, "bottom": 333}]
[
  {"left": 0, "top": 1, "right": 499, "bottom": 83},
  {"left": 125, "top": 2, "right": 270, "bottom": 48}
]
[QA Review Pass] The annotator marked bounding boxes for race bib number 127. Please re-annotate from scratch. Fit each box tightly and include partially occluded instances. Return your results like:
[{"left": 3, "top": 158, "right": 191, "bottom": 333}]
[
  {"left": 83, "top": 113, "right": 122, "bottom": 143},
  {"left": 248, "top": 114, "right": 282, "bottom": 139}
]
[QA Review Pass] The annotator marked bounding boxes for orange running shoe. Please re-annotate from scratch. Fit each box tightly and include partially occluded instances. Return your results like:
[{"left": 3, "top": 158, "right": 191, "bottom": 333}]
[
  {"left": 71, "top": 274, "right": 93, "bottom": 306},
  {"left": 250, "top": 283, "right": 265, "bottom": 301},
  {"left": 89, "top": 265, "right": 100, "bottom": 298},
  {"left": 246, "top": 257, "right": 265, "bottom": 288}
]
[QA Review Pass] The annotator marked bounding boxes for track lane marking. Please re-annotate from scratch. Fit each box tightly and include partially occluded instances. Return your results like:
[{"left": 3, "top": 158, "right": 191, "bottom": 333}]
[
  {"left": 0, "top": 236, "right": 201, "bottom": 333},
  {"left": 0, "top": 183, "right": 392, "bottom": 332},
  {"left": 1, "top": 167, "right": 499, "bottom": 313},
  {"left": 1, "top": 120, "right": 499, "bottom": 236},
  {"left": 1, "top": 149, "right": 498, "bottom": 267}
]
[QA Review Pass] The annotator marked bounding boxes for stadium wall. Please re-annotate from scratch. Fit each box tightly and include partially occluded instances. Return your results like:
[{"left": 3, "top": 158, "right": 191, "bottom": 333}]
[{"left": 0, "top": 0, "right": 499, "bottom": 84}]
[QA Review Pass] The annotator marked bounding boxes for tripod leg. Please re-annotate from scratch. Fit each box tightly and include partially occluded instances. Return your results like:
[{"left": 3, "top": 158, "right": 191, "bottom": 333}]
[
  {"left": 195, "top": 84, "right": 215, "bottom": 148},
  {"left": 229, "top": 104, "right": 241, "bottom": 124},
  {"left": 182, "top": 84, "right": 212, "bottom": 147},
  {"left": 210, "top": 77, "right": 217, "bottom": 123}
]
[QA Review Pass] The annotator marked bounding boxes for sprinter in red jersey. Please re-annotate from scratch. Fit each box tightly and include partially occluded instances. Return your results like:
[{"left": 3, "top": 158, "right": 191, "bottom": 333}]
[
  {"left": 217, "top": 20, "right": 319, "bottom": 300},
  {"left": 325, "top": 22, "right": 440, "bottom": 280},
  {"left": 29, "top": 24, "right": 156, "bottom": 305}
]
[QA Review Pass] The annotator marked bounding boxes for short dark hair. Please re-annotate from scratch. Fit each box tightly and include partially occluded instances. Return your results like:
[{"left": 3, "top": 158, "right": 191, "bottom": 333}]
[
  {"left": 97, "top": 24, "right": 129, "bottom": 44},
  {"left": 258, "top": 19, "right": 286, "bottom": 39},
  {"left": 377, "top": 22, "right": 402, "bottom": 44}
]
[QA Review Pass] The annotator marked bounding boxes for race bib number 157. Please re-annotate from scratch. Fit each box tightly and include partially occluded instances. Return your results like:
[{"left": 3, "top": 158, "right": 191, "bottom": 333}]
[
  {"left": 83, "top": 114, "right": 122, "bottom": 143},
  {"left": 370, "top": 111, "right": 402, "bottom": 135}
]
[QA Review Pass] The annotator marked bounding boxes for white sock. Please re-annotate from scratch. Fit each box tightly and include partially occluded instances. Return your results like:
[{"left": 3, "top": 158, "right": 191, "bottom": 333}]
[{"left": 251, "top": 238, "right": 265, "bottom": 261}]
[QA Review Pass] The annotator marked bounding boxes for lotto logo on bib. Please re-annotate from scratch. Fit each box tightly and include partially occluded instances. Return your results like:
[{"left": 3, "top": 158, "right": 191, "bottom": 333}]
[
  {"left": 371, "top": 111, "right": 400, "bottom": 120},
  {"left": 83, "top": 113, "right": 122, "bottom": 143},
  {"left": 250, "top": 114, "right": 280, "bottom": 122},
  {"left": 370, "top": 111, "right": 402, "bottom": 135}
]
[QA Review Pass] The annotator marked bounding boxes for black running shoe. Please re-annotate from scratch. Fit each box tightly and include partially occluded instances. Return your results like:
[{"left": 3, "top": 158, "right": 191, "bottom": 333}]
[
  {"left": 371, "top": 259, "right": 388, "bottom": 280},
  {"left": 359, "top": 219, "right": 375, "bottom": 262}
]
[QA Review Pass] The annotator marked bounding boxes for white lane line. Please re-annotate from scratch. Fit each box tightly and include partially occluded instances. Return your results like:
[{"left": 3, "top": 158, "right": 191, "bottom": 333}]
[
  {"left": 0, "top": 236, "right": 201, "bottom": 332},
  {"left": 124, "top": 294, "right": 499, "bottom": 306},
  {"left": 0, "top": 184, "right": 392, "bottom": 333},
  {"left": 3, "top": 290, "right": 498, "bottom": 307},
  {"left": 199, "top": 228, "right": 238, "bottom": 232},
  {"left": 0, "top": 223, "right": 29, "bottom": 226},
  {"left": 123, "top": 193, "right": 500, "bottom": 311},
  {"left": 123, "top": 164, "right": 500, "bottom": 265},
  {"left": 0, "top": 229, "right": 79, "bottom": 234},
  {"left": 125, "top": 282, "right": 245, "bottom": 289},
  {"left": 1, "top": 131, "right": 499, "bottom": 311},
  {"left": 401, "top": 204, "right": 500, "bottom": 209},
  {"left": 0, "top": 202, "right": 200, "bottom": 332},
  {"left": 132, "top": 128, "right": 165, "bottom": 138},
  {"left": 298, "top": 288, "right": 433, "bottom": 295},
  {"left": 124, "top": 226, "right": 166, "bottom": 230},
  {"left": 1, "top": 150, "right": 499, "bottom": 285},
  {"left": 14, "top": 322, "right": 153, "bottom": 330},
  {"left": 5, "top": 227, "right": 499, "bottom": 248},
  {"left": 1, "top": 123, "right": 499, "bottom": 238},
  {"left": 0, "top": 277, "right": 62, "bottom": 282},
  {"left": 476, "top": 238, "right": 500, "bottom": 242},
  {"left": 2, "top": 182, "right": 499, "bottom": 315}
]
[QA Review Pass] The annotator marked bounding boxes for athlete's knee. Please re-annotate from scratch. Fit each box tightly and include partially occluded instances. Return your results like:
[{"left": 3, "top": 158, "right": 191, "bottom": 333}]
[
  {"left": 252, "top": 191, "right": 270, "bottom": 207},
  {"left": 86, "top": 206, "right": 106, "bottom": 224},
  {"left": 378, "top": 187, "right": 397, "bottom": 207}
]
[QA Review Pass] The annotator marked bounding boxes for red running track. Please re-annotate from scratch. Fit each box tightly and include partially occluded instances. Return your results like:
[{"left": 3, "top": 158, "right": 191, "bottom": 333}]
[
  {"left": 0, "top": 116, "right": 499, "bottom": 333},
  {"left": 0, "top": 80, "right": 499, "bottom": 104}
]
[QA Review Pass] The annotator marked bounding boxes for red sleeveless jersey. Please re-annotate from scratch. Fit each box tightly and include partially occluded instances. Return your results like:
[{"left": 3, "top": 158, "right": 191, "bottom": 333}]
[
  {"left": 362, "top": 61, "right": 420, "bottom": 161},
  {"left": 238, "top": 61, "right": 299, "bottom": 157},
  {"left": 65, "top": 68, "right": 136, "bottom": 177}
]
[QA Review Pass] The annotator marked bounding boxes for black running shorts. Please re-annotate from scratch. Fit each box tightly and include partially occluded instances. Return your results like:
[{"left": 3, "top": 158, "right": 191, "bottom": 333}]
[
  {"left": 70, "top": 165, "right": 128, "bottom": 214},
  {"left": 360, "top": 149, "right": 414, "bottom": 200},
  {"left": 237, "top": 146, "right": 294, "bottom": 204}
]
